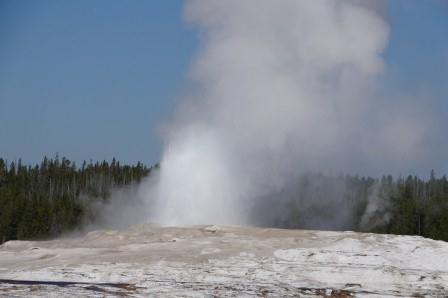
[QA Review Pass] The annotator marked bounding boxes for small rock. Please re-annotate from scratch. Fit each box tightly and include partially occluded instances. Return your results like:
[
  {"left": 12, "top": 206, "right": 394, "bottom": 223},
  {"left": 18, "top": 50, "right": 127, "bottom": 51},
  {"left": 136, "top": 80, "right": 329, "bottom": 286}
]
[{"left": 204, "top": 225, "right": 219, "bottom": 233}]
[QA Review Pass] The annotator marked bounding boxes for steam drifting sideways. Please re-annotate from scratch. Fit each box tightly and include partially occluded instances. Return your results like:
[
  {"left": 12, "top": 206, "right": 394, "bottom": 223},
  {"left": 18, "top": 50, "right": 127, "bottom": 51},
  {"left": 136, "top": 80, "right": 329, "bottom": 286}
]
[{"left": 146, "top": 0, "right": 431, "bottom": 227}]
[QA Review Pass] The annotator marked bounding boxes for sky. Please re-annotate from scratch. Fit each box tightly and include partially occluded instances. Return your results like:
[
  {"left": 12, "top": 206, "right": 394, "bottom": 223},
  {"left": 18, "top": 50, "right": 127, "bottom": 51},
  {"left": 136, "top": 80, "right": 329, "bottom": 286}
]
[{"left": 0, "top": 0, "right": 447, "bottom": 170}]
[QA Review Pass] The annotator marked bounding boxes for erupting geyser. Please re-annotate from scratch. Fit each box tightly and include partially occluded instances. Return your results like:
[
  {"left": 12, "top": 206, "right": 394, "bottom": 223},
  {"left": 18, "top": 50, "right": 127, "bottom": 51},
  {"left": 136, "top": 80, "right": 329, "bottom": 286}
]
[{"left": 148, "top": 0, "right": 429, "bottom": 226}]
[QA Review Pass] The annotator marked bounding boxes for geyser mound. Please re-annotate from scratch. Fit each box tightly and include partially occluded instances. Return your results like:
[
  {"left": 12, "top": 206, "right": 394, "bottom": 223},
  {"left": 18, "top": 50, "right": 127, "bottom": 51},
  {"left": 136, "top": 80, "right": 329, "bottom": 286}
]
[{"left": 1, "top": 224, "right": 448, "bottom": 296}]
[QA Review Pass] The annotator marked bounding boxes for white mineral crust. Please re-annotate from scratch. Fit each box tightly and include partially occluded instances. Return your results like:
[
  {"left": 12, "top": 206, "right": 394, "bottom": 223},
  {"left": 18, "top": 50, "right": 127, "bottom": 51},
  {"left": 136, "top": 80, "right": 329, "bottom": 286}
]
[{"left": 1, "top": 224, "right": 447, "bottom": 297}]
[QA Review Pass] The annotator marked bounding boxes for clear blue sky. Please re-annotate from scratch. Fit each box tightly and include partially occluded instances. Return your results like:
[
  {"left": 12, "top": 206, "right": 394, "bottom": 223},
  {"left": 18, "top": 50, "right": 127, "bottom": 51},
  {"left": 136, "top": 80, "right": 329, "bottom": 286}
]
[{"left": 0, "top": 0, "right": 447, "bottom": 167}]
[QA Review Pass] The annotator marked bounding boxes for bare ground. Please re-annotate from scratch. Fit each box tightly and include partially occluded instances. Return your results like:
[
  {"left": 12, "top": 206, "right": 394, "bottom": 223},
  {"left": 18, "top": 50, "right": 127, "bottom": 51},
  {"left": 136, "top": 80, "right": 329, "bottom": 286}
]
[{"left": 1, "top": 224, "right": 448, "bottom": 297}]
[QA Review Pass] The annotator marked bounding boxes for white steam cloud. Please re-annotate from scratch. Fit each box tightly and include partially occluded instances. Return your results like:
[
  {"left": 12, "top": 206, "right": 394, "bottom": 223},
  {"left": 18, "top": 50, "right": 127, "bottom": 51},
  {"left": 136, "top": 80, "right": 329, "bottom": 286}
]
[{"left": 144, "top": 0, "right": 430, "bottom": 226}]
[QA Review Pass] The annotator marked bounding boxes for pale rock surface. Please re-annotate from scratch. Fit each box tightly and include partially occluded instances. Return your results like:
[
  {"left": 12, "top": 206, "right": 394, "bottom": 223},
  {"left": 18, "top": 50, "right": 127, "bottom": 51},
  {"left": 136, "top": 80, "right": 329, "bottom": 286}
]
[{"left": 0, "top": 224, "right": 447, "bottom": 297}]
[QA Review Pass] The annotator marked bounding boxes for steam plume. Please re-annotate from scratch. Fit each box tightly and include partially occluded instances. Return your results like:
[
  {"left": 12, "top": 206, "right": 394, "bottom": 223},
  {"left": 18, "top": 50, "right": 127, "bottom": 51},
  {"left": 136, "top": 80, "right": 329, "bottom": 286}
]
[{"left": 147, "top": 0, "right": 429, "bottom": 226}]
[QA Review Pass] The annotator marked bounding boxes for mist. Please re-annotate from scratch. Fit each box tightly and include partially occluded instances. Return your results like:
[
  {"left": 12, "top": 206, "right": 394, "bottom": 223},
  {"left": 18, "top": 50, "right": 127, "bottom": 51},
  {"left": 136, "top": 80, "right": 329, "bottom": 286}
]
[{"left": 139, "top": 0, "right": 435, "bottom": 228}]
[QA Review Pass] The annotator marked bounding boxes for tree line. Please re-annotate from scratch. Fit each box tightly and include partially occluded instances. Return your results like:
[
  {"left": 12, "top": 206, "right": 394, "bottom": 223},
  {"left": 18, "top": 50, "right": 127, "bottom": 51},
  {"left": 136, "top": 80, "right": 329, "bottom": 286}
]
[
  {"left": 265, "top": 171, "right": 448, "bottom": 242},
  {"left": 0, "top": 156, "right": 152, "bottom": 243},
  {"left": 1, "top": 156, "right": 448, "bottom": 243}
]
